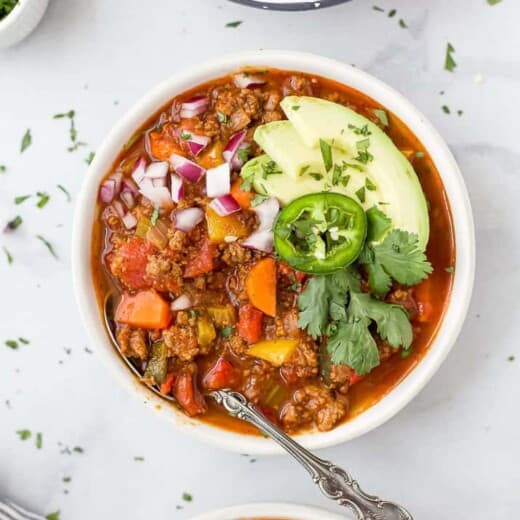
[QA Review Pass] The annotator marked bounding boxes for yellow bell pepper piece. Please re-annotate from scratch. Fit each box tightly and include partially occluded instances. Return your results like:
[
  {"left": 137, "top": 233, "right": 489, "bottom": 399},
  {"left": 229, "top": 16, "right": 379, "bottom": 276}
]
[
  {"left": 197, "top": 316, "right": 216, "bottom": 347},
  {"left": 207, "top": 305, "right": 236, "bottom": 327},
  {"left": 206, "top": 207, "right": 248, "bottom": 243},
  {"left": 247, "top": 339, "right": 298, "bottom": 367}
]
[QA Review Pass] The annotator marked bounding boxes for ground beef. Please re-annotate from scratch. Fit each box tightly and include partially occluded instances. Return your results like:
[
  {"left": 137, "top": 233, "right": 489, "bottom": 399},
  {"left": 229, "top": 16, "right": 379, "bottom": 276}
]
[
  {"left": 226, "top": 264, "right": 251, "bottom": 305},
  {"left": 224, "top": 334, "right": 248, "bottom": 356},
  {"left": 163, "top": 316, "right": 199, "bottom": 361},
  {"left": 280, "top": 385, "right": 347, "bottom": 432},
  {"left": 168, "top": 230, "right": 186, "bottom": 252},
  {"left": 145, "top": 253, "right": 184, "bottom": 293},
  {"left": 282, "top": 75, "right": 314, "bottom": 97},
  {"left": 387, "top": 287, "right": 418, "bottom": 318},
  {"left": 280, "top": 336, "right": 319, "bottom": 384},
  {"left": 117, "top": 325, "right": 148, "bottom": 360},
  {"left": 329, "top": 364, "right": 352, "bottom": 394},
  {"left": 220, "top": 241, "right": 252, "bottom": 266},
  {"left": 241, "top": 361, "right": 276, "bottom": 404}
]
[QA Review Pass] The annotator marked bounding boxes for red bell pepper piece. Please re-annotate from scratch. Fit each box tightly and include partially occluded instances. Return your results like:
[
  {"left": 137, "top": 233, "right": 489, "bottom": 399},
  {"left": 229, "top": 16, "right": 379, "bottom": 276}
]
[
  {"left": 202, "top": 358, "right": 237, "bottom": 390},
  {"left": 174, "top": 370, "right": 207, "bottom": 416},
  {"left": 237, "top": 304, "right": 264, "bottom": 344}
]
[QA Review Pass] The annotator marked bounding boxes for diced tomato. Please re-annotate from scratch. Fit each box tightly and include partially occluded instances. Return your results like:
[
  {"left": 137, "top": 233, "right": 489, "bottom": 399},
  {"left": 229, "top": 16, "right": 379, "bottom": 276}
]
[
  {"left": 107, "top": 237, "right": 156, "bottom": 290},
  {"left": 349, "top": 368, "right": 364, "bottom": 386},
  {"left": 160, "top": 373, "right": 175, "bottom": 395},
  {"left": 202, "top": 358, "right": 237, "bottom": 390},
  {"left": 237, "top": 304, "right": 264, "bottom": 344},
  {"left": 184, "top": 239, "right": 217, "bottom": 278},
  {"left": 174, "top": 371, "right": 208, "bottom": 416}
]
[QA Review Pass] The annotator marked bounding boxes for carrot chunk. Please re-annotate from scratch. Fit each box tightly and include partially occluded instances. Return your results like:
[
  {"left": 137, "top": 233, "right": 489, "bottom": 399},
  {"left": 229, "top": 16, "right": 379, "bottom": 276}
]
[
  {"left": 115, "top": 290, "right": 172, "bottom": 329},
  {"left": 230, "top": 179, "right": 254, "bottom": 209},
  {"left": 246, "top": 257, "right": 277, "bottom": 317}
]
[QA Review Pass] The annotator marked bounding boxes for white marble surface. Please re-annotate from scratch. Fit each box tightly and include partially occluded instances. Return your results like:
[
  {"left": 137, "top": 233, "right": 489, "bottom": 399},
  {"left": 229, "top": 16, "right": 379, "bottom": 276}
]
[{"left": 1, "top": 0, "right": 519, "bottom": 518}]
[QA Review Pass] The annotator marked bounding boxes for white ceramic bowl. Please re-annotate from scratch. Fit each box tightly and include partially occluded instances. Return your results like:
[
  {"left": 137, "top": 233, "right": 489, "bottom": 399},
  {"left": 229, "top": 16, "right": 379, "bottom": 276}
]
[
  {"left": 191, "top": 503, "right": 347, "bottom": 520},
  {"left": 0, "top": 0, "right": 49, "bottom": 49},
  {"left": 72, "top": 50, "right": 475, "bottom": 455}
]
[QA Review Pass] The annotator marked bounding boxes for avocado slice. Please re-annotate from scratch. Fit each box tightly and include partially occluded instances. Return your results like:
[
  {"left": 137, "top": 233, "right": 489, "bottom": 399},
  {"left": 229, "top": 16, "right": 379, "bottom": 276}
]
[
  {"left": 242, "top": 97, "right": 430, "bottom": 249},
  {"left": 281, "top": 96, "right": 429, "bottom": 249}
]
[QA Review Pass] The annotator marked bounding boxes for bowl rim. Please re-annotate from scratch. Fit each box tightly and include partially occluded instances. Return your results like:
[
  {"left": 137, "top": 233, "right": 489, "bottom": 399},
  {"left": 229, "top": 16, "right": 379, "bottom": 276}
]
[
  {"left": 190, "top": 502, "right": 347, "bottom": 520},
  {"left": 71, "top": 49, "right": 475, "bottom": 455},
  {"left": 0, "top": 0, "right": 37, "bottom": 31}
]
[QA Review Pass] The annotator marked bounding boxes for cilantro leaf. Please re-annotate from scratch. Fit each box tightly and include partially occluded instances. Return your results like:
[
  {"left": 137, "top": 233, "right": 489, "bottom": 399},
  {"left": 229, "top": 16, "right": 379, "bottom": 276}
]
[
  {"left": 319, "top": 139, "right": 333, "bottom": 172},
  {"left": 366, "top": 206, "right": 392, "bottom": 242},
  {"left": 327, "top": 319, "right": 379, "bottom": 375},
  {"left": 46, "top": 511, "right": 60, "bottom": 520},
  {"left": 369, "top": 230, "right": 432, "bottom": 286},
  {"left": 298, "top": 276, "right": 331, "bottom": 339},
  {"left": 348, "top": 292, "right": 412, "bottom": 349}
]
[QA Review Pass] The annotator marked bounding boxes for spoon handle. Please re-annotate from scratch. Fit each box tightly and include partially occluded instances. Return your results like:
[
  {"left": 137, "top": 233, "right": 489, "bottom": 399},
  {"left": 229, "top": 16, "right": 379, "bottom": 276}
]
[{"left": 210, "top": 390, "right": 413, "bottom": 520}]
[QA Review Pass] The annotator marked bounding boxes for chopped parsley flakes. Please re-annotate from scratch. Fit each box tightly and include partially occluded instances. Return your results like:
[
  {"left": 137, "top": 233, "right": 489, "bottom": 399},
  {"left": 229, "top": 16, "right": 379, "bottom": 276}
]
[
  {"left": 3, "top": 247, "right": 13, "bottom": 264},
  {"left": 36, "top": 235, "right": 58, "bottom": 259},
  {"left": 6, "top": 215, "right": 22, "bottom": 231},
  {"left": 445, "top": 43, "right": 457, "bottom": 72},
  {"left": 225, "top": 20, "right": 243, "bottom": 28},
  {"left": 17, "top": 429, "right": 31, "bottom": 440},
  {"left": 36, "top": 191, "right": 50, "bottom": 208},
  {"left": 20, "top": 129, "right": 32, "bottom": 153}
]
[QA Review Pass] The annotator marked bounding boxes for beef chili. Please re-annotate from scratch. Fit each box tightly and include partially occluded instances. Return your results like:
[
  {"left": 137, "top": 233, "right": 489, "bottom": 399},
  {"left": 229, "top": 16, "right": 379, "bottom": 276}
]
[{"left": 92, "top": 68, "right": 454, "bottom": 435}]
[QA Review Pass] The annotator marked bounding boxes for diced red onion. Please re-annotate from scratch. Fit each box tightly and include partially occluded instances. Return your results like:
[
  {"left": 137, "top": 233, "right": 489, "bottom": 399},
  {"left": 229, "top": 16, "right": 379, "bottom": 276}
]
[
  {"left": 206, "top": 163, "right": 230, "bottom": 198},
  {"left": 223, "top": 130, "right": 247, "bottom": 163},
  {"left": 99, "top": 179, "right": 116, "bottom": 203},
  {"left": 254, "top": 197, "right": 280, "bottom": 230},
  {"left": 121, "top": 177, "right": 139, "bottom": 195},
  {"left": 180, "top": 96, "right": 209, "bottom": 118},
  {"left": 144, "top": 161, "right": 169, "bottom": 179},
  {"left": 151, "top": 177, "right": 167, "bottom": 188},
  {"left": 131, "top": 157, "right": 147, "bottom": 184},
  {"left": 173, "top": 207, "right": 204, "bottom": 232},
  {"left": 139, "top": 185, "right": 174, "bottom": 209},
  {"left": 233, "top": 73, "right": 267, "bottom": 89},
  {"left": 184, "top": 133, "right": 210, "bottom": 156},
  {"left": 120, "top": 191, "right": 136, "bottom": 209},
  {"left": 110, "top": 172, "right": 123, "bottom": 195},
  {"left": 170, "top": 174, "right": 184, "bottom": 203},
  {"left": 169, "top": 154, "right": 206, "bottom": 183},
  {"left": 121, "top": 212, "right": 137, "bottom": 230},
  {"left": 112, "top": 200, "right": 126, "bottom": 217},
  {"left": 170, "top": 294, "right": 192, "bottom": 311},
  {"left": 231, "top": 142, "right": 250, "bottom": 171},
  {"left": 242, "top": 229, "right": 274, "bottom": 253},
  {"left": 209, "top": 194, "right": 241, "bottom": 216}
]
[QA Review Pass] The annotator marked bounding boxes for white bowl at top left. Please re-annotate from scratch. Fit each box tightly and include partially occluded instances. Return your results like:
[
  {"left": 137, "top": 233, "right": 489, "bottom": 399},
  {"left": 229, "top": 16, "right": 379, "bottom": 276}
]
[{"left": 0, "top": 0, "right": 49, "bottom": 49}]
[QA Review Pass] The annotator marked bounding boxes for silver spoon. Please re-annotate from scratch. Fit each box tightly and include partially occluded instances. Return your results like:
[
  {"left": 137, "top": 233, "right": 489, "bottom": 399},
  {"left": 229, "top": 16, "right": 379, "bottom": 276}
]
[
  {"left": 104, "top": 296, "right": 412, "bottom": 519},
  {"left": 210, "top": 389, "right": 413, "bottom": 520}
]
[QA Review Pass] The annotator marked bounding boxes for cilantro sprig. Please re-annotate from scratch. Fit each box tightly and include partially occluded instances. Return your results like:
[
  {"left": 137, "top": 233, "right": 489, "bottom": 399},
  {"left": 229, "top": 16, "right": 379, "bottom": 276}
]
[{"left": 298, "top": 267, "right": 413, "bottom": 374}]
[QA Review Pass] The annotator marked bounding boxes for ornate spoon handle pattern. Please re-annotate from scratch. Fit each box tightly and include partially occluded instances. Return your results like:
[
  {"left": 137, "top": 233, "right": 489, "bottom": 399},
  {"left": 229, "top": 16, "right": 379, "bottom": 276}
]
[{"left": 210, "top": 389, "right": 413, "bottom": 520}]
